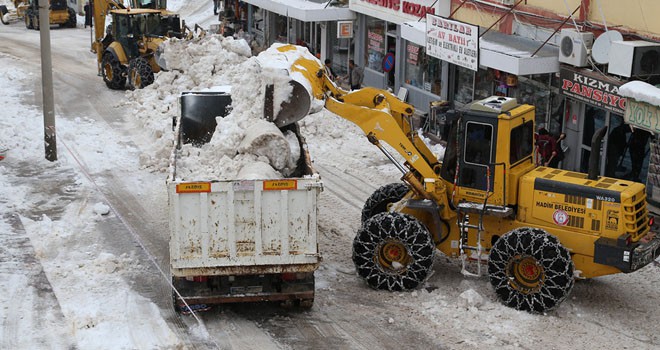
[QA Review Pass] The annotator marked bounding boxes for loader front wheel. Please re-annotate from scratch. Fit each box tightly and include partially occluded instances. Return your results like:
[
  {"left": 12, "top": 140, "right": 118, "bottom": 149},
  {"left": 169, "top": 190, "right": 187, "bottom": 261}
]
[
  {"left": 102, "top": 53, "right": 126, "bottom": 90},
  {"left": 1, "top": 6, "right": 9, "bottom": 25},
  {"left": 66, "top": 7, "right": 76, "bottom": 28},
  {"left": 353, "top": 212, "right": 435, "bottom": 291},
  {"left": 361, "top": 183, "right": 409, "bottom": 224},
  {"left": 488, "top": 227, "right": 574, "bottom": 313},
  {"left": 128, "top": 57, "right": 154, "bottom": 90}
]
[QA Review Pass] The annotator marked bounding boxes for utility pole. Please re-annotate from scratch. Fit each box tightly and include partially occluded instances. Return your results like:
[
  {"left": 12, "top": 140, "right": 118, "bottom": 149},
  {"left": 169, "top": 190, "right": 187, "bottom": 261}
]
[{"left": 39, "top": 0, "right": 57, "bottom": 161}]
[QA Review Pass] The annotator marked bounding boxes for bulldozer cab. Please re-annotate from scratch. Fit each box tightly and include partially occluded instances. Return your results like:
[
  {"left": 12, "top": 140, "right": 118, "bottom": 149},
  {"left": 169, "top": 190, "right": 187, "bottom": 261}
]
[
  {"left": 131, "top": 0, "right": 167, "bottom": 10},
  {"left": 440, "top": 97, "right": 536, "bottom": 207}
]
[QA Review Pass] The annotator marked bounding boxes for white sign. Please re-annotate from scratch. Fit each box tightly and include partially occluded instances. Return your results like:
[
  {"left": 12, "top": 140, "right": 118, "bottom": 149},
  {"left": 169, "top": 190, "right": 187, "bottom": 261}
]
[
  {"left": 338, "top": 21, "right": 353, "bottom": 39},
  {"left": 425, "top": 14, "right": 479, "bottom": 71}
]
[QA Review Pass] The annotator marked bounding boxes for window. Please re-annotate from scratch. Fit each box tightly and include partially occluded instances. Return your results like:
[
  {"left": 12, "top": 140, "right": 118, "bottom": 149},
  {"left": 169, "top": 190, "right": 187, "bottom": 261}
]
[
  {"left": 465, "top": 122, "right": 492, "bottom": 165},
  {"left": 510, "top": 120, "right": 534, "bottom": 165},
  {"left": 366, "top": 17, "right": 385, "bottom": 72},
  {"left": 404, "top": 41, "right": 442, "bottom": 94}
]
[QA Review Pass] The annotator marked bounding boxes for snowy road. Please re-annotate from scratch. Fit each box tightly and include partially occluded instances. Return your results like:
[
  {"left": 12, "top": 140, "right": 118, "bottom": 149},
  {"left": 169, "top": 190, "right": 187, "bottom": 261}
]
[{"left": 1, "top": 6, "right": 660, "bottom": 349}]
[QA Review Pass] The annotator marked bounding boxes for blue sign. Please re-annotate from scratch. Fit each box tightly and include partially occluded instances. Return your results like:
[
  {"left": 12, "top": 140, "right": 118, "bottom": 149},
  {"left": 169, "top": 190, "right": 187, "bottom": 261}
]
[{"left": 382, "top": 52, "right": 395, "bottom": 72}]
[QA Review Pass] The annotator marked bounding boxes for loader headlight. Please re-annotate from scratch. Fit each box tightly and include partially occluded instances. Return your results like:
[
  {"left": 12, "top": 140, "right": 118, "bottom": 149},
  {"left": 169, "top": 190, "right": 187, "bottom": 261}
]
[{"left": 155, "top": 44, "right": 167, "bottom": 71}]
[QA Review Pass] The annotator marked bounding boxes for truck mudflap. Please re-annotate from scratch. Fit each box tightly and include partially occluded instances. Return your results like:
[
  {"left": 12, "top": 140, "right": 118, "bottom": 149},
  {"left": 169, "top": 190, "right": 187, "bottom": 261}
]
[{"left": 594, "top": 231, "right": 660, "bottom": 273}]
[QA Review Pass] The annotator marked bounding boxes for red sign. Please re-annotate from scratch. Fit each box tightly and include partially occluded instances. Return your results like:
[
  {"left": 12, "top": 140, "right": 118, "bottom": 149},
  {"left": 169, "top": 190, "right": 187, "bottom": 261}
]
[{"left": 560, "top": 67, "right": 626, "bottom": 114}]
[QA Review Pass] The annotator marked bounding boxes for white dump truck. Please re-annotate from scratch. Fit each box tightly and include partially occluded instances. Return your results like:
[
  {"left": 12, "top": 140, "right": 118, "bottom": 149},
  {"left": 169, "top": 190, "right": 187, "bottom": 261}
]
[{"left": 167, "top": 90, "right": 322, "bottom": 312}]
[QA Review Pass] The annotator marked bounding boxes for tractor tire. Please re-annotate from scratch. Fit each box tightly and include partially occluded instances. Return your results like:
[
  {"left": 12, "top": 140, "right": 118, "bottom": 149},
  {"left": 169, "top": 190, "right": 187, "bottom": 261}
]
[
  {"left": 361, "top": 182, "right": 409, "bottom": 224},
  {"left": 488, "top": 227, "right": 575, "bottom": 313},
  {"left": 1, "top": 6, "right": 9, "bottom": 25},
  {"left": 353, "top": 212, "right": 435, "bottom": 291},
  {"left": 66, "top": 7, "right": 76, "bottom": 28},
  {"left": 102, "top": 53, "right": 126, "bottom": 90},
  {"left": 127, "top": 57, "right": 154, "bottom": 90},
  {"left": 25, "top": 13, "right": 32, "bottom": 29}
]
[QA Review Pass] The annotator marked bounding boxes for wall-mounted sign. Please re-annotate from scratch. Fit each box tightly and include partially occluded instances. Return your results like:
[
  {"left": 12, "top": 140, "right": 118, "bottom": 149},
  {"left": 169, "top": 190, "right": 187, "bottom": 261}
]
[
  {"left": 338, "top": 21, "right": 353, "bottom": 39},
  {"left": 560, "top": 67, "right": 626, "bottom": 115},
  {"left": 425, "top": 14, "right": 479, "bottom": 71},
  {"left": 625, "top": 99, "right": 660, "bottom": 134},
  {"left": 351, "top": 0, "right": 447, "bottom": 24}
]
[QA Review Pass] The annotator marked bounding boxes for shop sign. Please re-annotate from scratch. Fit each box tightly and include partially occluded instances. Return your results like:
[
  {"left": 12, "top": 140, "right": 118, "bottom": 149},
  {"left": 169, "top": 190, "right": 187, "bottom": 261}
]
[
  {"left": 625, "top": 99, "right": 660, "bottom": 134},
  {"left": 425, "top": 14, "right": 479, "bottom": 71},
  {"left": 337, "top": 21, "right": 353, "bottom": 39},
  {"left": 368, "top": 30, "right": 384, "bottom": 53},
  {"left": 560, "top": 67, "right": 626, "bottom": 115},
  {"left": 406, "top": 43, "right": 419, "bottom": 65},
  {"left": 352, "top": 0, "right": 440, "bottom": 24}
]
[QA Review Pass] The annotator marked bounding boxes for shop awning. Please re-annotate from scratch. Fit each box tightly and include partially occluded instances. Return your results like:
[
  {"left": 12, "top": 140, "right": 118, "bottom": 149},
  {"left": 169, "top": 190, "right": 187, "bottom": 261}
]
[
  {"left": 242, "top": 0, "right": 355, "bottom": 22},
  {"left": 401, "top": 22, "right": 560, "bottom": 75}
]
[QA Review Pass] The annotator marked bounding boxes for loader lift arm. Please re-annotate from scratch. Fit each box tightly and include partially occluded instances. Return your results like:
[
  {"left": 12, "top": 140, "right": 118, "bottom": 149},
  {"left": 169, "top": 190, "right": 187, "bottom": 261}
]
[{"left": 276, "top": 44, "right": 450, "bottom": 215}]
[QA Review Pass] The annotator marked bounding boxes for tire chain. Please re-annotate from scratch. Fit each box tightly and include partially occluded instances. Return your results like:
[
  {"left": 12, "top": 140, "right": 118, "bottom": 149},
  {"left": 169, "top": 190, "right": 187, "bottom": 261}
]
[
  {"left": 360, "top": 182, "right": 409, "bottom": 224},
  {"left": 353, "top": 212, "right": 435, "bottom": 291},
  {"left": 488, "top": 227, "right": 574, "bottom": 313}
]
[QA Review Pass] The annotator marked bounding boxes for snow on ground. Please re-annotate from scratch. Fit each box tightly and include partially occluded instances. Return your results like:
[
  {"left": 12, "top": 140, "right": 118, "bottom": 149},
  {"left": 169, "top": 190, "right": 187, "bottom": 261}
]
[
  {"left": 0, "top": 59, "right": 184, "bottom": 348},
  {"left": 2, "top": 1, "right": 659, "bottom": 349}
]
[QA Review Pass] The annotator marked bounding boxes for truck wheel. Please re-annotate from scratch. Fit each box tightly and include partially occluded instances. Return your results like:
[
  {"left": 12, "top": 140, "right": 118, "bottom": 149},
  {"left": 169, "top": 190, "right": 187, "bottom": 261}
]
[
  {"left": 128, "top": 57, "right": 154, "bottom": 90},
  {"left": 353, "top": 212, "right": 435, "bottom": 291},
  {"left": 66, "top": 7, "right": 76, "bottom": 28},
  {"left": 361, "top": 183, "right": 409, "bottom": 224},
  {"left": 102, "top": 53, "right": 126, "bottom": 90},
  {"left": 488, "top": 227, "right": 574, "bottom": 313}
]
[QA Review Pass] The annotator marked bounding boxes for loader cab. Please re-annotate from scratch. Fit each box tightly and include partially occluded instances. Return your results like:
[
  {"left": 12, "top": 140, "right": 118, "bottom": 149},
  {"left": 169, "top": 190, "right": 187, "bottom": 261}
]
[
  {"left": 440, "top": 97, "right": 536, "bottom": 206},
  {"left": 111, "top": 9, "right": 170, "bottom": 59}
]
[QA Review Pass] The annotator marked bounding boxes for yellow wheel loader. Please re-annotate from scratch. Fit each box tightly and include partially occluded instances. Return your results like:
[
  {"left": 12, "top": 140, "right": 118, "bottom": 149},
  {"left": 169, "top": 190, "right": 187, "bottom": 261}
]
[
  {"left": 23, "top": 0, "right": 76, "bottom": 30},
  {"left": 262, "top": 44, "right": 660, "bottom": 313},
  {"left": 91, "top": 0, "right": 183, "bottom": 90}
]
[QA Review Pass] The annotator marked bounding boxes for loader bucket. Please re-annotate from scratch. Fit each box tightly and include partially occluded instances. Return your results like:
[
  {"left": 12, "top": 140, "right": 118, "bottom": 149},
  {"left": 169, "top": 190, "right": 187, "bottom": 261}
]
[{"left": 264, "top": 80, "right": 311, "bottom": 128}]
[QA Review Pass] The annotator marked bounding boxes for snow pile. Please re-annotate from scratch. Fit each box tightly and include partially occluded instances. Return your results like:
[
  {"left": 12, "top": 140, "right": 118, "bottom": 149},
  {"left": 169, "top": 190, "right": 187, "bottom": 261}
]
[
  {"left": 127, "top": 37, "right": 324, "bottom": 180},
  {"left": 619, "top": 80, "right": 660, "bottom": 106}
]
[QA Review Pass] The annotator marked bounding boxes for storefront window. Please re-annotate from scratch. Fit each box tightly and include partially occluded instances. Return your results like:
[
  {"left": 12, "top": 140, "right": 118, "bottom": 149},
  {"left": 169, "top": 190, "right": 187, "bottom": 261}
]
[
  {"left": 474, "top": 68, "right": 493, "bottom": 100},
  {"left": 513, "top": 75, "right": 552, "bottom": 127},
  {"left": 454, "top": 65, "right": 474, "bottom": 105},
  {"left": 366, "top": 17, "right": 386, "bottom": 72},
  {"left": 328, "top": 21, "right": 350, "bottom": 77},
  {"left": 403, "top": 41, "right": 441, "bottom": 95}
]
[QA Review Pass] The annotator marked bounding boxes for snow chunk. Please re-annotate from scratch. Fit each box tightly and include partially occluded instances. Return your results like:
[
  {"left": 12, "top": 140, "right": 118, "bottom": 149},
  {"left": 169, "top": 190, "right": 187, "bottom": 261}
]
[
  {"left": 458, "top": 288, "right": 484, "bottom": 309},
  {"left": 93, "top": 202, "right": 111, "bottom": 216}
]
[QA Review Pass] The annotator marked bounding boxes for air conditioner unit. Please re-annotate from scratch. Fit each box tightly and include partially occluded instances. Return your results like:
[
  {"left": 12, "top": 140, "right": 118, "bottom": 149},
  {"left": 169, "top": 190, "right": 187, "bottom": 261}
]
[
  {"left": 608, "top": 40, "right": 660, "bottom": 77},
  {"left": 558, "top": 28, "right": 594, "bottom": 67}
]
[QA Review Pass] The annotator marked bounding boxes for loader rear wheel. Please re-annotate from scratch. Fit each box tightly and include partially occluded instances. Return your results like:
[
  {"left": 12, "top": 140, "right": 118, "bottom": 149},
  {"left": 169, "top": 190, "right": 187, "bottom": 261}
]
[
  {"left": 128, "top": 57, "right": 154, "bottom": 90},
  {"left": 102, "top": 53, "right": 126, "bottom": 90},
  {"left": 488, "top": 227, "right": 574, "bottom": 313},
  {"left": 353, "top": 212, "right": 435, "bottom": 291},
  {"left": 361, "top": 183, "right": 409, "bottom": 224}
]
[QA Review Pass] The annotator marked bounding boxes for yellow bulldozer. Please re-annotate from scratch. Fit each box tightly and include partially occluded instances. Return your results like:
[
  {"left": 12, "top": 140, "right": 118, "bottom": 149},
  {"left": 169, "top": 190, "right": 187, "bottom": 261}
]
[
  {"left": 1, "top": 0, "right": 75, "bottom": 28},
  {"left": 91, "top": 0, "right": 184, "bottom": 90},
  {"left": 24, "top": 0, "right": 76, "bottom": 29},
  {"left": 261, "top": 44, "right": 660, "bottom": 313}
]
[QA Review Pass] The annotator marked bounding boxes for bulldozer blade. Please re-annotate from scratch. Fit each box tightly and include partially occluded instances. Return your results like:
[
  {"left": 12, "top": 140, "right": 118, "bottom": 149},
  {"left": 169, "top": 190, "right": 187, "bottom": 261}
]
[{"left": 264, "top": 80, "right": 311, "bottom": 128}]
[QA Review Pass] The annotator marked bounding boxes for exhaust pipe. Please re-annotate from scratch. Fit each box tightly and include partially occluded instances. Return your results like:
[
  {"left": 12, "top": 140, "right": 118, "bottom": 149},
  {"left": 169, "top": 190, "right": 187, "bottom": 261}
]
[{"left": 588, "top": 126, "right": 608, "bottom": 180}]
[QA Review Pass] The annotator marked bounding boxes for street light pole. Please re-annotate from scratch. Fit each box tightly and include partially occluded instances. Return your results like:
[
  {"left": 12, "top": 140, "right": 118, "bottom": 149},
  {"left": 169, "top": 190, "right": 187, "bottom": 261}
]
[{"left": 38, "top": 0, "right": 57, "bottom": 161}]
